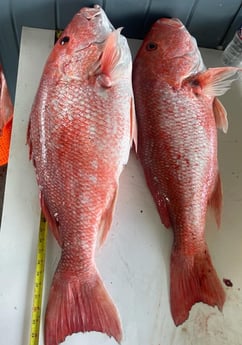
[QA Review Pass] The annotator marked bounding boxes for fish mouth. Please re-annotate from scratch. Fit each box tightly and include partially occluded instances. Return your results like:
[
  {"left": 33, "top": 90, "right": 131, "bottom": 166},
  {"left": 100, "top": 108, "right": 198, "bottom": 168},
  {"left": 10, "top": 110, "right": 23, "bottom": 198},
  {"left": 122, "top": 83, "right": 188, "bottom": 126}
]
[
  {"left": 81, "top": 4, "right": 102, "bottom": 20},
  {"left": 79, "top": 5, "right": 114, "bottom": 34},
  {"left": 157, "top": 17, "right": 184, "bottom": 29}
]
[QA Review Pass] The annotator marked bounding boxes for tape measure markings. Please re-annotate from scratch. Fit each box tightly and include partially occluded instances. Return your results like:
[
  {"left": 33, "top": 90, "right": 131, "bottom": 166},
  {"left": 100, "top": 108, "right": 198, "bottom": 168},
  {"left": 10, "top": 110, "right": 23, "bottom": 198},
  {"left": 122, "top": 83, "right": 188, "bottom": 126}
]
[{"left": 29, "top": 213, "right": 48, "bottom": 345}]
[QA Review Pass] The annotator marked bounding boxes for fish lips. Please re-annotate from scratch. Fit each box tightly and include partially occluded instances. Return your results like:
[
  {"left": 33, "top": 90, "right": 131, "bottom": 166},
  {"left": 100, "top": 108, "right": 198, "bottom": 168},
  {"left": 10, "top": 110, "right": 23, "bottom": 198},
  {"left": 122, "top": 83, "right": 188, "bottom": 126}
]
[{"left": 74, "top": 5, "right": 115, "bottom": 49}]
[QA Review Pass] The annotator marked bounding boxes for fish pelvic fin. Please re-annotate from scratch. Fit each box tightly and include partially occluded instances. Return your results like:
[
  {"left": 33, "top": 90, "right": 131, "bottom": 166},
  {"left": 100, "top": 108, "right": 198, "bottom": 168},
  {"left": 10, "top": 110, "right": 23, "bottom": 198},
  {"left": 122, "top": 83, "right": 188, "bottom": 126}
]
[
  {"left": 45, "top": 266, "right": 122, "bottom": 345},
  {"left": 170, "top": 244, "right": 225, "bottom": 326}
]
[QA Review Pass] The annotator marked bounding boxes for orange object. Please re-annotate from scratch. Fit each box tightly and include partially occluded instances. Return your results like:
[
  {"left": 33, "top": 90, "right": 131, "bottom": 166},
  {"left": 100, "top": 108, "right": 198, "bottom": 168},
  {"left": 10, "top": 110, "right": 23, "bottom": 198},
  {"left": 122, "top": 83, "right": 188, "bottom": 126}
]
[
  {"left": 0, "top": 115, "right": 13, "bottom": 166},
  {"left": 0, "top": 64, "right": 13, "bottom": 166}
]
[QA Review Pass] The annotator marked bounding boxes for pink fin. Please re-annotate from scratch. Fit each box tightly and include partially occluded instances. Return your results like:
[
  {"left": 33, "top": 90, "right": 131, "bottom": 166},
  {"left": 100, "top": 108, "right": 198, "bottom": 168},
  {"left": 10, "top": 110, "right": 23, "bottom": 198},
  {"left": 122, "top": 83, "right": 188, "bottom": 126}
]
[
  {"left": 154, "top": 192, "right": 171, "bottom": 228},
  {"left": 98, "top": 187, "right": 118, "bottom": 247},
  {"left": 40, "top": 193, "right": 62, "bottom": 246},
  {"left": 213, "top": 97, "right": 228, "bottom": 133},
  {"left": 208, "top": 173, "right": 223, "bottom": 228},
  {"left": 90, "top": 29, "right": 122, "bottom": 88},
  {"left": 170, "top": 244, "right": 225, "bottom": 326},
  {"left": 45, "top": 267, "right": 122, "bottom": 345},
  {"left": 100, "top": 28, "right": 122, "bottom": 77},
  {"left": 188, "top": 67, "right": 242, "bottom": 97}
]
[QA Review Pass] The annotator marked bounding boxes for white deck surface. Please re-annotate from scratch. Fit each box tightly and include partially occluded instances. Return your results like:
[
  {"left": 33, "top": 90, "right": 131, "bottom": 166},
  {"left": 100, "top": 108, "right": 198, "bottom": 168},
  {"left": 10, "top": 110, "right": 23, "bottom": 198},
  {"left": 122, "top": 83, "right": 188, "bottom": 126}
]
[{"left": 0, "top": 27, "right": 242, "bottom": 345}]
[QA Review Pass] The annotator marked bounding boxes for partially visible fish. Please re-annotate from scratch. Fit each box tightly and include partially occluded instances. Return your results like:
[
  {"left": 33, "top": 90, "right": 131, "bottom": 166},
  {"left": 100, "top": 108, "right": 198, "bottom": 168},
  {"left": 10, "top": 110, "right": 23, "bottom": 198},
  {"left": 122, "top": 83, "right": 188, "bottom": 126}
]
[
  {"left": 28, "top": 5, "right": 136, "bottom": 345},
  {"left": 0, "top": 65, "right": 13, "bottom": 166},
  {"left": 133, "top": 17, "right": 240, "bottom": 326}
]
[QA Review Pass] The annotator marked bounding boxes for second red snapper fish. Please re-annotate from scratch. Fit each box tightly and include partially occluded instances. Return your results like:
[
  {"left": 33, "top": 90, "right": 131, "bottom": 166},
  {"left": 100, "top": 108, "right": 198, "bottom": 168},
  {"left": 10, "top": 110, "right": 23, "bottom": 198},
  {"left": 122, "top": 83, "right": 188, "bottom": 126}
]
[
  {"left": 133, "top": 18, "right": 240, "bottom": 326},
  {"left": 28, "top": 5, "right": 136, "bottom": 345}
]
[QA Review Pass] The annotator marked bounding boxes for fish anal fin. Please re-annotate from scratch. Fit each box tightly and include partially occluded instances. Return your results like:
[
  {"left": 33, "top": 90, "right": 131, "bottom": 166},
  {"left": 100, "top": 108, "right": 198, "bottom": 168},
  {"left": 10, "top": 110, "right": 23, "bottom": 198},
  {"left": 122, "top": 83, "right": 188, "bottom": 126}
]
[
  {"left": 98, "top": 187, "right": 118, "bottom": 247},
  {"left": 208, "top": 173, "right": 223, "bottom": 228},
  {"left": 45, "top": 267, "right": 122, "bottom": 345},
  {"left": 40, "top": 193, "right": 62, "bottom": 246},
  {"left": 213, "top": 97, "right": 228, "bottom": 133},
  {"left": 152, "top": 188, "right": 171, "bottom": 229},
  {"left": 170, "top": 244, "right": 225, "bottom": 326}
]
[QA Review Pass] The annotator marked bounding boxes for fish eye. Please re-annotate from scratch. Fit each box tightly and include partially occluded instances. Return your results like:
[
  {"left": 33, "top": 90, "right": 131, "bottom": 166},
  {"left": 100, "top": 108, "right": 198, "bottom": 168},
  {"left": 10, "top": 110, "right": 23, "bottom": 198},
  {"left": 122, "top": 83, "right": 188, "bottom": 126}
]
[
  {"left": 60, "top": 36, "right": 70, "bottom": 45},
  {"left": 146, "top": 42, "right": 158, "bottom": 51}
]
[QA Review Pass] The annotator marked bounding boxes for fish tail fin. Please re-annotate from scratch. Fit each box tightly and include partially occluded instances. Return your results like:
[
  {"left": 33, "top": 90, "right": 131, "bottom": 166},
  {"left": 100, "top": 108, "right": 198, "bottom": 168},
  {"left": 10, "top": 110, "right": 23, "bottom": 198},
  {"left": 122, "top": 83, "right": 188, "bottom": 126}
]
[
  {"left": 45, "top": 267, "right": 122, "bottom": 345},
  {"left": 170, "top": 244, "right": 225, "bottom": 326}
]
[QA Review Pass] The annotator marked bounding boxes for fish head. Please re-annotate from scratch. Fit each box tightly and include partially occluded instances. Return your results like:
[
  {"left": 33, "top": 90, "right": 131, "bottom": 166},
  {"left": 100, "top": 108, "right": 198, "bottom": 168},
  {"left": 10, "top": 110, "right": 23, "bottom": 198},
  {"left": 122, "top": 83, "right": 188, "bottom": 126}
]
[
  {"left": 135, "top": 17, "right": 205, "bottom": 86},
  {"left": 46, "top": 5, "right": 118, "bottom": 80}
]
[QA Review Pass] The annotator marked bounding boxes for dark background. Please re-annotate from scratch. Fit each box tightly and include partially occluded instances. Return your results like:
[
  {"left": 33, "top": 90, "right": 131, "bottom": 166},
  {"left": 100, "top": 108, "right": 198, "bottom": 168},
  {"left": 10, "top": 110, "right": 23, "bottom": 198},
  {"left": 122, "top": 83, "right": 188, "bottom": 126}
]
[{"left": 0, "top": 0, "right": 241, "bottom": 102}]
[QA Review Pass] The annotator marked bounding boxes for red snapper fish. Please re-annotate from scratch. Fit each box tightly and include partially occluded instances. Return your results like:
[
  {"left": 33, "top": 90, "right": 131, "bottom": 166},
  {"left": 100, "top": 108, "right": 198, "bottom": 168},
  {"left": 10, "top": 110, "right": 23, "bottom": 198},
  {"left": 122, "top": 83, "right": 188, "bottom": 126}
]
[
  {"left": 133, "top": 18, "right": 240, "bottom": 326},
  {"left": 28, "top": 5, "right": 136, "bottom": 345}
]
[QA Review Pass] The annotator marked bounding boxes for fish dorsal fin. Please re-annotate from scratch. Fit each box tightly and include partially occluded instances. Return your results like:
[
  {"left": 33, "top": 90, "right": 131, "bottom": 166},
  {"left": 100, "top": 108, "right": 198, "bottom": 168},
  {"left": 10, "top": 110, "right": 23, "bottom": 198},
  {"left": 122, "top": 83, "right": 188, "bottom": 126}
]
[
  {"left": 188, "top": 67, "right": 242, "bottom": 97},
  {"left": 90, "top": 29, "right": 122, "bottom": 88},
  {"left": 213, "top": 97, "right": 228, "bottom": 133}
]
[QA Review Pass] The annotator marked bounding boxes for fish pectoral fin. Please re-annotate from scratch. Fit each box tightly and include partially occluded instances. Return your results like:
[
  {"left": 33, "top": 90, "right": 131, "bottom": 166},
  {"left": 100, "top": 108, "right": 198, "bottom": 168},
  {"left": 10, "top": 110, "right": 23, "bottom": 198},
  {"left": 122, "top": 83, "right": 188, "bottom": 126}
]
[
  {"left": 208, "top": 172, "right": 222, "bottom": 228},
  {"left": 100, "top": 28, "right": 122, "bottom": 77},
  {"left": 89, "top": 29, "right": 122, "bottom": 88},
  {"left": 213, "top": 97, "right": 228, "bottom": 133},
  {"left": 40, "top": 193, "right": 62, "bottom": 247},
  {"left": 189, "top": 67, "right": 241, "bottom": 97},
  {"left": 98, "top": 186, "right": 118, "bottom": 247}
]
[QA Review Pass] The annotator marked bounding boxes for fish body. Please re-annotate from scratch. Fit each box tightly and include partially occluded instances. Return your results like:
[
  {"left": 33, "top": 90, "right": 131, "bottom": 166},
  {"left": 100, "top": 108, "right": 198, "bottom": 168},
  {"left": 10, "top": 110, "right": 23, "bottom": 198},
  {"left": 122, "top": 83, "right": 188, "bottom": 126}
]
[
  {"left": 28, "top": 5, "right": 135, "bottom": 345},
  {"left": 133, "top": 18, "right": 240, "bottom": 325}
]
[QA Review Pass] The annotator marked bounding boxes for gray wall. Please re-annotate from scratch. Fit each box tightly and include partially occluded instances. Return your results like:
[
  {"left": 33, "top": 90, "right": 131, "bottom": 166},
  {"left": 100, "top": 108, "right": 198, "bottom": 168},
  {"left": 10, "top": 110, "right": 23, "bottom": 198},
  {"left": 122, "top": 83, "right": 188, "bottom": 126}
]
[{"left": 0, "top": 0, "right": 241, "bottom": 101}]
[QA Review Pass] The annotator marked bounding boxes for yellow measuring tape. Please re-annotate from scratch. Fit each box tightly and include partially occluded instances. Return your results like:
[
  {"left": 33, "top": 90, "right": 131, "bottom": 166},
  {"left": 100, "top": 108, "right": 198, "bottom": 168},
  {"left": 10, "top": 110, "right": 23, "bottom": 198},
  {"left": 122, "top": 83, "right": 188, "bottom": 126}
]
[{"left": 29, "top": 213, "right": 48, "bottom": 345}]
